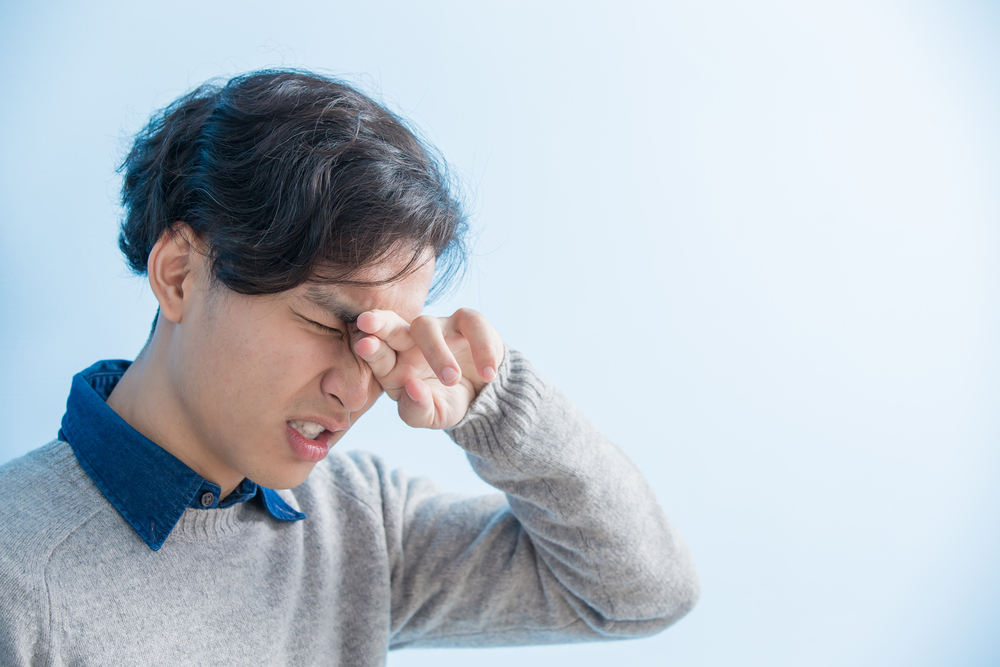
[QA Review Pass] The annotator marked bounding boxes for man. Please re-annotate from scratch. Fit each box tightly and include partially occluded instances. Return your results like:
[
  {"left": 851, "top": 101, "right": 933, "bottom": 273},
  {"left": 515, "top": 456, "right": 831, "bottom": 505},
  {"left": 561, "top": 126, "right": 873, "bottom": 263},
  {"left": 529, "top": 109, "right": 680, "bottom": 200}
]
[{"left": 0, "top": 69, "right": 698, "bottom": 665}]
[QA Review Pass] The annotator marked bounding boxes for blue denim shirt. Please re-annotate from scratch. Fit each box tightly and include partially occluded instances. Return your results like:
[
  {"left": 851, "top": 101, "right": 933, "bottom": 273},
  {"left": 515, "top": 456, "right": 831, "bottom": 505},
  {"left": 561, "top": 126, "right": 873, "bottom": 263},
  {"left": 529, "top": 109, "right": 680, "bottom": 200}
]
[{"left": 59, "top": 360, "right": 306, "bottom": 551}]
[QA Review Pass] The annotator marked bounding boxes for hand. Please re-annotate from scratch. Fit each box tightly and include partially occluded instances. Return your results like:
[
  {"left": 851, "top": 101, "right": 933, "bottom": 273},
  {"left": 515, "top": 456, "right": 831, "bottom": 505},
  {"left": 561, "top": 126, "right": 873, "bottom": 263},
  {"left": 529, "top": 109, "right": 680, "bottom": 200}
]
[{"left": 353, "top": 308, "right": 504, "bottom": 429}]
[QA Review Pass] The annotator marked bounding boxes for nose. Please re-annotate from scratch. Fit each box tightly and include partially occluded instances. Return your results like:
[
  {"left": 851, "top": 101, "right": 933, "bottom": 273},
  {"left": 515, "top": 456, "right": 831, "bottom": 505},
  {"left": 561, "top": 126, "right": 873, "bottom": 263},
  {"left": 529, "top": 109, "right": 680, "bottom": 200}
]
[{"left": 320, "top": 348, "right": 373, "bottom": 413}]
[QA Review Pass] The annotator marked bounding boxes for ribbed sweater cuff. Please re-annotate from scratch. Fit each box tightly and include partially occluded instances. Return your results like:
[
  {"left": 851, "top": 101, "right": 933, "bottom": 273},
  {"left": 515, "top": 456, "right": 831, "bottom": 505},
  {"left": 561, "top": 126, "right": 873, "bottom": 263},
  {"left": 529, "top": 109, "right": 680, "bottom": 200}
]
[{"left": 445, "top": 347, "right": 552, "bottom": 468}]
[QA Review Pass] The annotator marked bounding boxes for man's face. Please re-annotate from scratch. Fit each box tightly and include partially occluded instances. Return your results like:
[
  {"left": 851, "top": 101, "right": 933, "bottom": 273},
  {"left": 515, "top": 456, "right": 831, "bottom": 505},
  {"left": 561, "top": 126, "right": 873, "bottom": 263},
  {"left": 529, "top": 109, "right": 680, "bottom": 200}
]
[{"left": 164, "top": 251, "right": 435, "bottom": 492}]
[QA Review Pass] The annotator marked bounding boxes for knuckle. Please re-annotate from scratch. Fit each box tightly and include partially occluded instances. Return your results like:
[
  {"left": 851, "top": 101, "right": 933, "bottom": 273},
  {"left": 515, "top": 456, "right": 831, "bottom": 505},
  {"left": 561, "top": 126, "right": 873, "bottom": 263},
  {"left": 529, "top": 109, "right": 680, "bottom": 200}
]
[
  {"left": 452, "top": 307, "right": 480, "bottom": 323},
  {"left": 410, "top": 314, "right": 434, "bottom": 333}
]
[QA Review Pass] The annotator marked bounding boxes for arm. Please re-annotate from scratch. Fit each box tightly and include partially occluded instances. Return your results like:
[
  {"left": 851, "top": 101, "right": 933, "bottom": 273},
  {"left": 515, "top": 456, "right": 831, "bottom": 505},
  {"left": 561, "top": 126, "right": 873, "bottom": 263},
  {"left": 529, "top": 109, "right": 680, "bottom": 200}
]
[
  {"left": 0, "top": 457, "right": 57, "bottom": 667},
  {"left": 0, "top": 567, "right": 49, "bottom": 666},
  {"left": 354, "top": 312, "right": 699, "bottom": 647}
]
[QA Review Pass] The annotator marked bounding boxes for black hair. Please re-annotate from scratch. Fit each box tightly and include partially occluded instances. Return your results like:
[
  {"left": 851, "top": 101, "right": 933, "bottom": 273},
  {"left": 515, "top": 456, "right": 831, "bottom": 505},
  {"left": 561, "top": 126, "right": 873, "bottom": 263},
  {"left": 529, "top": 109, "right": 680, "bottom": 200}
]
[{"left": 119, "top": 69, "right": 467, "bottom": 301}]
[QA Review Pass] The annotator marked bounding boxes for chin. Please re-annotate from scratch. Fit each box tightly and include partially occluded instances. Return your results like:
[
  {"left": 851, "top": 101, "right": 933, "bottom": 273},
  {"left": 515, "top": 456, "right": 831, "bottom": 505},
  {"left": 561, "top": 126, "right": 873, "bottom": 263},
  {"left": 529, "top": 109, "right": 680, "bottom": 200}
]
[{"left": 253, "top": 461, "right": 318, "bottom": 491}]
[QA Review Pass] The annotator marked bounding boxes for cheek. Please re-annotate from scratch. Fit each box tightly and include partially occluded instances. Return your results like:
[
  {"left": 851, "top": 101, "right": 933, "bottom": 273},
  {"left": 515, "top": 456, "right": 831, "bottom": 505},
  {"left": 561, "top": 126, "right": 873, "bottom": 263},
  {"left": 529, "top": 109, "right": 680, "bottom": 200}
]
[
  {"left": 233, "top": 330, "right": 326, "bottom": 394},
  {"left": 185, "top": 324, "right": 276, "bottom": 423},
  {"left": 180, "top": 310, "right": 360, "bottom": 430},
  {"left": 245, "top": 330, "right": 360, "bottom": 406},
  {"left": 182, "top": 316, "right": 300, "bottom": 416}
]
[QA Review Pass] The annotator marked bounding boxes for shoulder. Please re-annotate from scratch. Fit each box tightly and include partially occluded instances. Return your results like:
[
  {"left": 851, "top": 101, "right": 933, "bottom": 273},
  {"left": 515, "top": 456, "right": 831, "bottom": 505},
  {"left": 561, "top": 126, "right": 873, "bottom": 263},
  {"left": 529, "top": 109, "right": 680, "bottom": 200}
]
[
  {"left": 0, "top": 441, "right": 110, "bottom": 568},
  {"left": 0, "top": 441, "right": 112, "bottom": 647}
]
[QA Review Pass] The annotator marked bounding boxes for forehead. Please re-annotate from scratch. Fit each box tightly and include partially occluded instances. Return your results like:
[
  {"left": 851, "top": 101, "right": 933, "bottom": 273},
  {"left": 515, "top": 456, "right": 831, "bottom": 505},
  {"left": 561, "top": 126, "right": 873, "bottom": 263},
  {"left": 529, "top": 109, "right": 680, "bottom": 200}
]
[{"left": 296, "top": 256, "right": 435, "bottom": 323}]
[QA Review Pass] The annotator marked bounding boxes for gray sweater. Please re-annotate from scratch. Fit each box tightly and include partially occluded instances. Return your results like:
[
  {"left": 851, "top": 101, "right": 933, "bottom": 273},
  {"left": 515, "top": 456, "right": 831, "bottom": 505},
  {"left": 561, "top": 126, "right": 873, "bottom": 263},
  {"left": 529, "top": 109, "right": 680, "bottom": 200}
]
[{"left": 0, "top": 349, "right": 698, "bottom": 665}]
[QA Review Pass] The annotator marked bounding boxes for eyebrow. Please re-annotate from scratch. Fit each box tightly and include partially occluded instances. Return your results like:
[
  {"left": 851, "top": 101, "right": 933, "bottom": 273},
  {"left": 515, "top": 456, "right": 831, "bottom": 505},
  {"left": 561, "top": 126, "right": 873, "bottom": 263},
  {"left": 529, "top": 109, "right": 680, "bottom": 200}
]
[{"left": 302, "top": 286, "right": 362, "bottom": 324}]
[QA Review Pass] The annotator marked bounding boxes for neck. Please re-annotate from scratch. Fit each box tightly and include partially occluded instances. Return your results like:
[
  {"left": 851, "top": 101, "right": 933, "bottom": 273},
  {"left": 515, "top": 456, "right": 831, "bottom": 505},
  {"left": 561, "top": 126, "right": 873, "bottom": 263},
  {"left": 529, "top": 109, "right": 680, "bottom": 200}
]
[{"left": 106, "top": 324, "right": 244, "bottom": 498}]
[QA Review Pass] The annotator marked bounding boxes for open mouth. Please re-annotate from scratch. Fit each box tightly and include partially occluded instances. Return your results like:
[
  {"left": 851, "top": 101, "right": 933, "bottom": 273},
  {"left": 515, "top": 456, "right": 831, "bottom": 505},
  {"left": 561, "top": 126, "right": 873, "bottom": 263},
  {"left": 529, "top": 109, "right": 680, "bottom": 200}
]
[{"left": 287, "top": 420, "right": 326, "bottom": 441}]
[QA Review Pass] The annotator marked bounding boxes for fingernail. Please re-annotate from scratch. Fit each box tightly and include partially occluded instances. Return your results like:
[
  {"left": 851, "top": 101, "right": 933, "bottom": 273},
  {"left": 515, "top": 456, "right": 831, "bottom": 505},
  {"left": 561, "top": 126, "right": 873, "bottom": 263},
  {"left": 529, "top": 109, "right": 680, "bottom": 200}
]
[
  {"left": 481, "top": 366, "right": 496, "bottom": 382},
  {"left": 441, "top": 367, "right": 459, "bottom": 384},
  {"left": 405, "top": 383, "right": 419, "bottom": 403}
]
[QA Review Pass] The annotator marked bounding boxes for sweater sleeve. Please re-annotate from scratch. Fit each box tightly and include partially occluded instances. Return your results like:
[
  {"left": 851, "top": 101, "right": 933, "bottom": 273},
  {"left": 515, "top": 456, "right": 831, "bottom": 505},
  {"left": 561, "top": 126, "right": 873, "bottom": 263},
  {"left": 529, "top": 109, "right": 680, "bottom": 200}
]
[{"left": 385, "top": 348, "right": 699, "bottom": 648}]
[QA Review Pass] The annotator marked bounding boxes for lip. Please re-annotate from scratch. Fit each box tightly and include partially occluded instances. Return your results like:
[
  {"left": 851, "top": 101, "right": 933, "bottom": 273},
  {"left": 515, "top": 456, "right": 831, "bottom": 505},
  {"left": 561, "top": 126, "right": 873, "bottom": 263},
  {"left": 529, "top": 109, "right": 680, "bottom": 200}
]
[{"left": 285, "top": 418, "right": 350, "bottom": 463}]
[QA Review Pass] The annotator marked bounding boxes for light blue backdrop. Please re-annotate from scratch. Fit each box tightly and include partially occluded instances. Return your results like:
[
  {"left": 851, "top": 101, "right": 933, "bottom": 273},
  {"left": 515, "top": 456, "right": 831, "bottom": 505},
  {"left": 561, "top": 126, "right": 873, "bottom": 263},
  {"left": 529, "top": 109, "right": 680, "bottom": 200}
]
[{"left": 1, "top": 1, "right": 998, "bottom": 665}]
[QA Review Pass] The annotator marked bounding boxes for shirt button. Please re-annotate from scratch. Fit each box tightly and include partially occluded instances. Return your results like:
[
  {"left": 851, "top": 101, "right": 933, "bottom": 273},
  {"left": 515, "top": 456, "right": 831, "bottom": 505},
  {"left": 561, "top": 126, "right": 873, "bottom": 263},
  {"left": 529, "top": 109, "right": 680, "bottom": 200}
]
[{"left": 200, "top": 492, "right": 215, "bottom": 507}]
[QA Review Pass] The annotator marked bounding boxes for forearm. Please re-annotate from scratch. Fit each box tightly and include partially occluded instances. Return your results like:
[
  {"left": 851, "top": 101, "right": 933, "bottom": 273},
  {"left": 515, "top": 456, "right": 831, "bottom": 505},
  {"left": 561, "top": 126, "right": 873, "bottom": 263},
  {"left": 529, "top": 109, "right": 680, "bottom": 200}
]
[{"left": 446, "top": 348, "right": 699, "bottom": 633}]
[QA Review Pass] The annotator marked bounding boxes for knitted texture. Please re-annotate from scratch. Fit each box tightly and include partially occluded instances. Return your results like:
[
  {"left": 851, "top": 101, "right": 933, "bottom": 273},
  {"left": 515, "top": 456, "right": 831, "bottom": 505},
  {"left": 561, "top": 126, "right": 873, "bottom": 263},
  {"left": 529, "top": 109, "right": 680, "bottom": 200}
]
[{"left": 0, "top": 349, "right": 698, "bottom": 666}]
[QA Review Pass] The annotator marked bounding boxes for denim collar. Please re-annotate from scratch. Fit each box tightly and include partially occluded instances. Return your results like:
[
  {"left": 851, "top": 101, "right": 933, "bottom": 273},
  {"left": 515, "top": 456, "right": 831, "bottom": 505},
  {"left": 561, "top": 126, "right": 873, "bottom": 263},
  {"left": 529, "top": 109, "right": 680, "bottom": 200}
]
[{"left": 60, "top": 360, "right": 306, "bottom": 551}]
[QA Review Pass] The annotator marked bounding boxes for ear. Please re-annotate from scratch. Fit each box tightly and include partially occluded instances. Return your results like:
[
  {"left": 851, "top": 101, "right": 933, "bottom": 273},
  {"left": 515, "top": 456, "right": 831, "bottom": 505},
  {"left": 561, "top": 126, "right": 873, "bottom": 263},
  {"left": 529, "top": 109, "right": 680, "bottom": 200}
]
[{"left": 146, "top": 223, "right": 204, "bottom": 324}]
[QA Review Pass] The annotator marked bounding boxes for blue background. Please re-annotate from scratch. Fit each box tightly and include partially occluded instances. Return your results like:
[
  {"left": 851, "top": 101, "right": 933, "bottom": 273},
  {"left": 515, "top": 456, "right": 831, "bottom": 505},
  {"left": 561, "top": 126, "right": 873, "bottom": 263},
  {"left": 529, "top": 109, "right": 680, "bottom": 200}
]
[{"left": 2, "top": 1, "right": 999, "bottom": 665}]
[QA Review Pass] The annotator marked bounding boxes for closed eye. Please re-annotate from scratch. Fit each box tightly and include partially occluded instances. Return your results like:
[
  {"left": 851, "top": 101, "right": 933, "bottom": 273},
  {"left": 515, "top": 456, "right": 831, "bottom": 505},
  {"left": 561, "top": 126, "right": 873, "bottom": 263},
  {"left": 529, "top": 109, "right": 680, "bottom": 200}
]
[{"left": 306, "top": 319, "right": 345, "bottom": 338}]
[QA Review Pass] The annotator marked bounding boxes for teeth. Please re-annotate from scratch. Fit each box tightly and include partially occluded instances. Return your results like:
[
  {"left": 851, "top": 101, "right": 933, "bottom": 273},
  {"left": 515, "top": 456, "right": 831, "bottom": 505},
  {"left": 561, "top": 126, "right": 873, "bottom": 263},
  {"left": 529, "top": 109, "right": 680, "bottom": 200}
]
[{"left": 289, "top": 420, "right": 325, "bottom": 440}]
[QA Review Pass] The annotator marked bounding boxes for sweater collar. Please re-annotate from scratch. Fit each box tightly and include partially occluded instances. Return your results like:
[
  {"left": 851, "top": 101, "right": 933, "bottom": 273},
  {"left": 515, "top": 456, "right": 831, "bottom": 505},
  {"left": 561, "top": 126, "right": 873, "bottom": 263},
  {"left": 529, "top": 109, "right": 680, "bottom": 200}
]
[{"left": 59, "top": 360, "right": 305, "bottom": 551}]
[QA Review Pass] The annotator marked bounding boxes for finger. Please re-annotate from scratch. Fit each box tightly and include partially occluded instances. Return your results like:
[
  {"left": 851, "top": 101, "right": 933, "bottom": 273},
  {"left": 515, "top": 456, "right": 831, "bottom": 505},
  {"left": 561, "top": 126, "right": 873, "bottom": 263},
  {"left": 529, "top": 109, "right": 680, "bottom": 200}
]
[
  {"left": 356, "top": 310, "right": 416, "bottom": 353},
  {"left": 397, "top": 378, "right": 436, "bottom": 428},
  {"left": 353, "top": 334, "right": 397, "bottom": 382},
  {"left": 452, "top": 308, "right": 503, "bottom": 382},
  {"left": 410, "top": 315, "right": 462, "bottom": 386}
]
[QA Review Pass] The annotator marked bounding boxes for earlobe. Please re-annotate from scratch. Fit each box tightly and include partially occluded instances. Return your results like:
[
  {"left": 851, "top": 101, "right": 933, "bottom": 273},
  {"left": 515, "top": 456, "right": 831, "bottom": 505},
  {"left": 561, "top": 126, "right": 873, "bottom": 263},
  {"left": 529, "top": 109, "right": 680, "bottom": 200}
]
[{"left": 146, "top": 223, "right": 201, "bottom": 324}]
